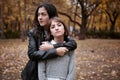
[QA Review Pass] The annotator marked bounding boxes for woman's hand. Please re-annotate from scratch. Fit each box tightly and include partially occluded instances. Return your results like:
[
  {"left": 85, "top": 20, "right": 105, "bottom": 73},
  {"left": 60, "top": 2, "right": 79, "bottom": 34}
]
[
  {"left": 56, "top": 47, "right": 68, "bottom": 56},
  {"left": 39, "top": 42, "right": 54, "bottom": 50}
]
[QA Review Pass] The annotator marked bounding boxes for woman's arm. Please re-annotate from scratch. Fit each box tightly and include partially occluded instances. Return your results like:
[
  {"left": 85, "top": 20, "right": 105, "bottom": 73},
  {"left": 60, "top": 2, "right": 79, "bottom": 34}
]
[
  {"left": 38, "top": 37, "right": 77, "bottom": 56},
  {"left": 53, "top": 37, "right": 77, "bottom": 51}
]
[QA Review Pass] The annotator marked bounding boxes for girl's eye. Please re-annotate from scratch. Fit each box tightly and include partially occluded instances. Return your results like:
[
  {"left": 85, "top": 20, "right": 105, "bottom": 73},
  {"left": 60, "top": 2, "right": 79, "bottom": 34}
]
[
  {"left": 50, "top": 25, "right": 55, "bottom": 29},
  {"left": 57, "top": 23, "right": 62, "bottom": 27},
  {"left": 58, "top": 24, "right": 61, "bottom": 26}
]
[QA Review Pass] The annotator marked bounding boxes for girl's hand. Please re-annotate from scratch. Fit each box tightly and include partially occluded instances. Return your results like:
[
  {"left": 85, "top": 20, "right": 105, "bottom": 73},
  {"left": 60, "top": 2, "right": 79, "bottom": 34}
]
[{"left": 39, "top": 42, "right": 54, "bottom": 50}]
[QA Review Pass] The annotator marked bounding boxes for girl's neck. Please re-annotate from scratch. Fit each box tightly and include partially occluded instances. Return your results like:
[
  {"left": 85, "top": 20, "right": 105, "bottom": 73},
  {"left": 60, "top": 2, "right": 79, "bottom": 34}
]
[{"left": 54, "top": 36, "right": 64, "bottom": 43}]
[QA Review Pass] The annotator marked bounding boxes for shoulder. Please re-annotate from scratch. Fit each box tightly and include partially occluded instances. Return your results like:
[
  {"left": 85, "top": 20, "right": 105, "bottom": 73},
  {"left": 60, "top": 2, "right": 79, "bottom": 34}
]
[
  {"left": 67, "top": 36, "right": 73, "bottom": 40},
  {"left": 65, "top": 36, "right": 75, "bottom": 42},
  {"left": 27, "top": 28, "right": 35, "bottom": 37},
  {"left": 29, "top": 28, "right": 35, "bottom": 33}
]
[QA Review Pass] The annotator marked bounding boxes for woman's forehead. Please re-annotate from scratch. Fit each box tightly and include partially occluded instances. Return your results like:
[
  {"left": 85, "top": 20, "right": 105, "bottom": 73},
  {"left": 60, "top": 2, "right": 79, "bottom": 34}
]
[{"left": 38, "top": 7, "right": 47, "bottom": 13}]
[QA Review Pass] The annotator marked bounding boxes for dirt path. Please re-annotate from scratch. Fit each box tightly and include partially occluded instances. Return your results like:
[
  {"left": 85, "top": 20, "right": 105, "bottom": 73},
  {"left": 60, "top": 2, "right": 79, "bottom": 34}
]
[{"left": 0, "top": 39, "right": 120, "bottom": 80}]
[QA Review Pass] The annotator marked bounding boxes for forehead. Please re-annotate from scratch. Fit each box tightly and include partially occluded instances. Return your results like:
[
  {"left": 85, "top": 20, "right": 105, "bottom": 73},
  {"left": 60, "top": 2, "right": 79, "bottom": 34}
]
[
  {"left": 51, "top": 19, "right": 61, "bottom": 23},
  {"left": 38, "top": 7, "right": 47, "bottom": 13}
]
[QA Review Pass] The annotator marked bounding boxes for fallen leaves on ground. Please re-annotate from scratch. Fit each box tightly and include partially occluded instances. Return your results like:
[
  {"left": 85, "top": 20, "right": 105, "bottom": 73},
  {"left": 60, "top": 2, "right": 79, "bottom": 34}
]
[{"left": 0, "top": 39, "right": 120, "bottom": 80}]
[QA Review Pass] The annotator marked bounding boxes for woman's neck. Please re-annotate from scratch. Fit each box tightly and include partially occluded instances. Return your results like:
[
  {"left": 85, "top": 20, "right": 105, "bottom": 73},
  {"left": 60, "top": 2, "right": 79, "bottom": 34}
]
[
  {"left": 42, "top": 25, "right": 48, "bottom": 31},
  {"left": 54, "top": 36, "right": 64, "bottom": 43}
]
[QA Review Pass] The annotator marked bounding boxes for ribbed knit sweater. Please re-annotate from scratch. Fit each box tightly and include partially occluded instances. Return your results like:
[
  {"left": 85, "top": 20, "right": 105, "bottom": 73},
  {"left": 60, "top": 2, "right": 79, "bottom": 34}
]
[{"left": 38, "top": 40, "right": 75, "bottom": 80}]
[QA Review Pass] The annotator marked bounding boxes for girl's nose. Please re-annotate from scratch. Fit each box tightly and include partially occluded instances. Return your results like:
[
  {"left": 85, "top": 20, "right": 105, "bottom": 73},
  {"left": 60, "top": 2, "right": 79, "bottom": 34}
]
[{"left": 55, "top": 26, "right": 59, "bottom": 30}]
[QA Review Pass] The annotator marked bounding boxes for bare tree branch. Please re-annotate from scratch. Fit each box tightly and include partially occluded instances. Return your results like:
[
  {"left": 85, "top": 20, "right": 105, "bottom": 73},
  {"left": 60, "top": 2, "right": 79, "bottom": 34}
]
[{"left": 58, "top": 11, "right": 81, "bottom": 27}]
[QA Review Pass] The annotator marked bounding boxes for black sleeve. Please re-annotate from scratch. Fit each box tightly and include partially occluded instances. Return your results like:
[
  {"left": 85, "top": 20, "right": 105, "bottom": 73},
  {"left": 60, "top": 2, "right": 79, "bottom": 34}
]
[
  {"left": 53, "top": 36, "right": 77, "bottom": 51},
  {"left": 29, "top": 49, "right": 58, "bottom": 61},
  {"left": 27, "top": 30, "right": 57, "bottom": 61}
]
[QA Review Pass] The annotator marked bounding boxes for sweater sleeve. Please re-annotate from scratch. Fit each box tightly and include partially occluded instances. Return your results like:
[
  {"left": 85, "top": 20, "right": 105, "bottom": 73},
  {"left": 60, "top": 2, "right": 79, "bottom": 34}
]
[{"left": 66, "top": 51, "right": 76, "bottom": 80}]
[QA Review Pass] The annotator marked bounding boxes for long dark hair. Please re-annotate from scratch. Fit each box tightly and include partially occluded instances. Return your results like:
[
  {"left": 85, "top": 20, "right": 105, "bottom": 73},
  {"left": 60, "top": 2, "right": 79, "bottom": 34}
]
[
  {"left": 47, "top": 17, "right": 69, "bottom": 41},
  {"left": 33, "top": 3, "right": 58, "bottom": 37}
]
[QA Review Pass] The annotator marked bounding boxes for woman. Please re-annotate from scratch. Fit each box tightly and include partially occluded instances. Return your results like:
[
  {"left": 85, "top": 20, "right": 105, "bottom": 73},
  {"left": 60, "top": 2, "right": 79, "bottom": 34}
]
[
  {"left": 38, "top": 17, "right": 76, "bottom": 80},
  {"left": 21, "top": 3, "right": 77, "bottom": 80}
]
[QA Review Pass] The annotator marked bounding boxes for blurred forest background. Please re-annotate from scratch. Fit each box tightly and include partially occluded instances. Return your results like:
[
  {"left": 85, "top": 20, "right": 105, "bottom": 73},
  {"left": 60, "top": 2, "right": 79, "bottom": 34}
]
[
  {"left": 0, "top": 0, "right": 120, "bottom": 80},
  {"left": 0, "top": 0, "right": 120, "bottom": 40}
]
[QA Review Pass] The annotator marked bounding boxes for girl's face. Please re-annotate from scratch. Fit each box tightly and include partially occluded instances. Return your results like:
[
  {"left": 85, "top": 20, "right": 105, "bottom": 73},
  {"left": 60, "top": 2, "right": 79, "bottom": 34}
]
[
  {"left": 38, "top": 7, "right": 49, "bottom": 27},
  {"left": 50, "top": 20, "right": 65, "bottom": 38}
]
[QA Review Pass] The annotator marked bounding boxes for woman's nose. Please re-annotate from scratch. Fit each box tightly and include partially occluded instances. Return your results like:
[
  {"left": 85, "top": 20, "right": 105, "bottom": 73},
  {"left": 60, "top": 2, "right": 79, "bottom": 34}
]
[{"left": 38, "top": 15, "right": 42, "bottom": 19}]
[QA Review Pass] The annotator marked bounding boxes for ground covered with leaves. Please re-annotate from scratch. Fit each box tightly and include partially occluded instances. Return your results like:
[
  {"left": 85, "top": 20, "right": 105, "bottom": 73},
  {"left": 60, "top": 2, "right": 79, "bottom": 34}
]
[{"left": 0, "top": 39, "right": 120, "bottom": 80}]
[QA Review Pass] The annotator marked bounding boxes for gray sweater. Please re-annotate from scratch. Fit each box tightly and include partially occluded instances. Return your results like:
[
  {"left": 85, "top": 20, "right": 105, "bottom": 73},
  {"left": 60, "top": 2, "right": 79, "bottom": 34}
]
[{"left": 38, "top": 40, "right": 75, "bottom": 80}]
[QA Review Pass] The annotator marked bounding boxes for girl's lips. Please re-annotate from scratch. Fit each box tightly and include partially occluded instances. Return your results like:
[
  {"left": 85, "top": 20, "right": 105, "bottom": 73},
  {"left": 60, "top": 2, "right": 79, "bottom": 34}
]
[{"left": 55, "top": 31, "right": 60, "bottom": 33}]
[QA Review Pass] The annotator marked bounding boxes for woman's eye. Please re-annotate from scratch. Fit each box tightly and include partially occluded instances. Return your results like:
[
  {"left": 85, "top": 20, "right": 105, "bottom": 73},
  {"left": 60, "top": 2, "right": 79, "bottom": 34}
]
[{"left": 42, "top": 13, "right": 46, "bottom": 16}]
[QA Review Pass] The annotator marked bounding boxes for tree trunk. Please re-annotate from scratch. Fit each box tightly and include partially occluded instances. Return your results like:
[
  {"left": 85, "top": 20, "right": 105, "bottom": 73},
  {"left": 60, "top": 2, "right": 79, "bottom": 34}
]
[
  {"left": 18, "top": 0, "right": 25, "bottom": 41},
  {"left": 24, "top": 0, "right": 26, "bottom": 30},
  {"left": 0, "top": 1, "right": 5, "bottom": 39},
  {"left": 110, "top": 21, "right": 115, "bottom": 32},
  {"left": 73, "top": 1, "right": 78, "bottom": 32},
  {"left": 79, "top": 16, "right": 87, "bottom": 40}
]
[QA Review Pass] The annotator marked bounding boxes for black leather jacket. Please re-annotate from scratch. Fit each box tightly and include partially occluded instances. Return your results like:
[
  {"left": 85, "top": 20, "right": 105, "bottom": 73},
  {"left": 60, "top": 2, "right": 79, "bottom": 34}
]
[
  {"left": 28, "top": 29, "right": 77, "bottom": 61},
  {"left": 21, "top": 29, "right": 77, "bottom": 80}
]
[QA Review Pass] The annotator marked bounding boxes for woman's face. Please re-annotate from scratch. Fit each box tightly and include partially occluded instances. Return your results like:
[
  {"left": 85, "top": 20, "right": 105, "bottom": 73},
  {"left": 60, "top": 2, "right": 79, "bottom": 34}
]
[
  {"left": 38, "top": 7, "right": 49, "bottom": 27},
  {"left": 50, "top": 20, "right": 65, "bottom": 38}
]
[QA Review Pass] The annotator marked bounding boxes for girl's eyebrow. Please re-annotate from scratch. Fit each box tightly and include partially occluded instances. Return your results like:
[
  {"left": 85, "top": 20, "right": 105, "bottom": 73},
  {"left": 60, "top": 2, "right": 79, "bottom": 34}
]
[
  {"left": 57, "top": 22, "right": 62, "bottom": 25},
  {"left": 50, "top": 24, "right": 55, "bottom": 27}
]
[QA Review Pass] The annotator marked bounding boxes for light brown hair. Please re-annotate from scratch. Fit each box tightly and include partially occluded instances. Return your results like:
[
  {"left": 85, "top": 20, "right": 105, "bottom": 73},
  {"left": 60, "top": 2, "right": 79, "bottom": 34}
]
[{"left": 47, "top": 17, "right": 69, "bottom": 41}]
